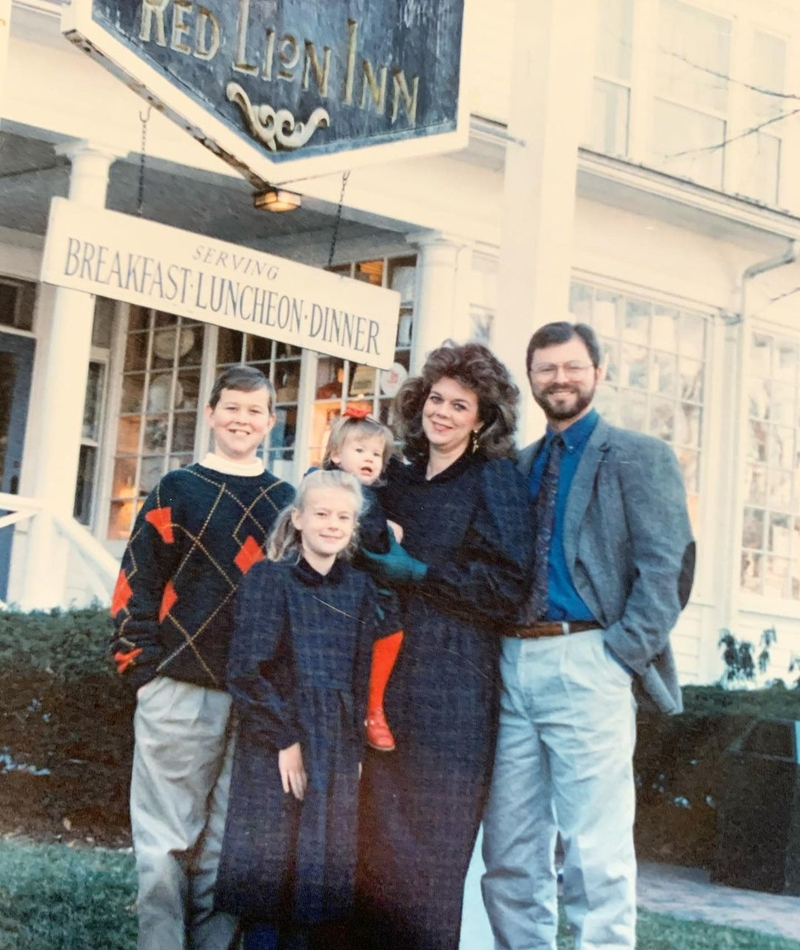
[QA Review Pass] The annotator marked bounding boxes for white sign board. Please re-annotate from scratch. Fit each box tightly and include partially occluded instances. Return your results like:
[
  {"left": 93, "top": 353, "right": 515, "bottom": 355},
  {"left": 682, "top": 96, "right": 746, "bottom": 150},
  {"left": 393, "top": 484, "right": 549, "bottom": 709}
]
[{"left": 40, "top": 198, "right": 400, "bottom": 370}]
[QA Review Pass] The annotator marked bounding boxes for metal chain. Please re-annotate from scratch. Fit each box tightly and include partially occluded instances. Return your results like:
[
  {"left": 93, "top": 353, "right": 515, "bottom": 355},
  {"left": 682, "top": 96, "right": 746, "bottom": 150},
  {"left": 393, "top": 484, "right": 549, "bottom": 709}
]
[
  {"left": 137, "top": 105, "right": 152, "bottom": 217},
  {"left": 326, "top": 170, "right": 350, "bottom": 269}
]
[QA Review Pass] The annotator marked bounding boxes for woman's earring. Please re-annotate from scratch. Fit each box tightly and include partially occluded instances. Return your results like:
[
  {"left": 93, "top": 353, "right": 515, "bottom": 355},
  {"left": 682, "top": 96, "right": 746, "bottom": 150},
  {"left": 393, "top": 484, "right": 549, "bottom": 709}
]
[{"left": 471, "top": 429, "right": 480, "bottom": 454}]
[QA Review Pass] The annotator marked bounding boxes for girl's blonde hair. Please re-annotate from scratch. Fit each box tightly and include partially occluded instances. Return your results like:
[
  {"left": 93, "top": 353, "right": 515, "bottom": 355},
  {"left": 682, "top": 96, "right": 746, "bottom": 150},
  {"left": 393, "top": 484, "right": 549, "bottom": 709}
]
[
  {"left": 322, "top": 413, "right": 396, "bottom": 476},
  {"left": 267, "top": 469, "right": 364, "bottom": 562}
]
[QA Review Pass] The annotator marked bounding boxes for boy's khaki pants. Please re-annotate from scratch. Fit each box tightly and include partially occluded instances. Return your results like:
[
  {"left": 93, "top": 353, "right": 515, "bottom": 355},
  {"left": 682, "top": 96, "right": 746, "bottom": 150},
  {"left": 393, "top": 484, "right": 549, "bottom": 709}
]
[{"left": 131, "top": 676, "right": 239, "bottom": 950}]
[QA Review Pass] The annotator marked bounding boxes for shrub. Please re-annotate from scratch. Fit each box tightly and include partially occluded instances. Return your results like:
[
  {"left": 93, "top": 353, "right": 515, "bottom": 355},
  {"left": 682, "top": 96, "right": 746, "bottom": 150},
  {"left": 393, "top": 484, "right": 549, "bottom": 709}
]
[
  {"left": 0, "top": 607, "right": 134, "bottom": 846},
  {"left": 635, "top": 684, "right": 800, "bottom": 868}
]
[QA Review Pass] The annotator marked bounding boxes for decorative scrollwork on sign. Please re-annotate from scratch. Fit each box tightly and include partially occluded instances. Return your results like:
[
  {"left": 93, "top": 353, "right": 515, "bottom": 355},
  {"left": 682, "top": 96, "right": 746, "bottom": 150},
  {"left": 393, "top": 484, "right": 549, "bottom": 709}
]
[{"left": 226, "top": 83, "right": 330, "bottom": 152}]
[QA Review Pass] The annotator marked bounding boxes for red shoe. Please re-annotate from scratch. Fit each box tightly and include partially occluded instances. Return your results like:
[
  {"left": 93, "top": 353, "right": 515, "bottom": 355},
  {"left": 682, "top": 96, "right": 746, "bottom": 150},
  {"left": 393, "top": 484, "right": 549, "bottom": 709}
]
[{"left": 366, "top": 708, "right": 396, "bottom": 751}]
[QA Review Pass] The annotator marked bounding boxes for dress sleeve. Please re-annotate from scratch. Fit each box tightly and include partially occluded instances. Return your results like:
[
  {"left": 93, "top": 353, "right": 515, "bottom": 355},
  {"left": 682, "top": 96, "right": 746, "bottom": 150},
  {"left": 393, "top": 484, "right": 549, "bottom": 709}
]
[
  {"left": 110, "top": 475, "right": 185, "bottom": 688},
  {"left": 228, "top": 562, "right": 302, "bottom": 752},
  {"left": 420, "top": 458, "right": 533, "bottom": 625}
]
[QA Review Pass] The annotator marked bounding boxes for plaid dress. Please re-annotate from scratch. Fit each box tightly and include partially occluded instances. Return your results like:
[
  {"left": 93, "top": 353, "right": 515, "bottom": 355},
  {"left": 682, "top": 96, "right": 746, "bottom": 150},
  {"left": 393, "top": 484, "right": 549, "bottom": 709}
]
[
  {"left": 357, "top": 453, "right": 533, "bottom": 950},
  {"left": 215, "top": 557, "right": 398, "bottom": 925}
]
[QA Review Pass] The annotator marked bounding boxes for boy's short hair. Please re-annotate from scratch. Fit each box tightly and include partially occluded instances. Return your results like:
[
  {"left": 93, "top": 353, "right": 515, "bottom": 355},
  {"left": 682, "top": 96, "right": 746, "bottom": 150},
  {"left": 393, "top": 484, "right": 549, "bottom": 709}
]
[
  {"left": 208, "top": 364, "right": 276, "bottom": 411},
  {"left": 323, "top": 413, "right": 396, "bottom": 471},
  {"left": 525, "top": 322, "right": 601, "bottom": 372}
]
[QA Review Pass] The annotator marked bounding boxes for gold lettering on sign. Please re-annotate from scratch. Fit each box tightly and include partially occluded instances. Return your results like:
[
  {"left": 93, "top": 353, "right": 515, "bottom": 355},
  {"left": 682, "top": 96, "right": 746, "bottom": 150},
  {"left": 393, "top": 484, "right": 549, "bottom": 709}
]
[
  {"left": 234, "top": 0, "right": 258, "bottom": 75},
  {"left": 139, "top": 0, "right": 170, "bottom": 47},
  {"left": 343, "top": 19, "right": 358, "bottom": 105},
  {"left": 360, "top": 60, "right": 387, "bottom": 113},
  {"left": 262, "top": 28, "right": 276, "bottom": 80},
  {"left": 303, "top": 41, "right": 331, "bottom": 97},
  {"left": 278, "top": 35, "right": 300, "bottom": 81},
  {"left": 227, "top": 83, "right": 330, "bottom": 151},
  {"left": 194, "top": 6, "right": 221, "bottom": 61},
  {"left": 171, "top": 0, "right": 192, "bottom": 55},
  {"left": 392, "top": 71, "right": 419, "bottom": 124}
]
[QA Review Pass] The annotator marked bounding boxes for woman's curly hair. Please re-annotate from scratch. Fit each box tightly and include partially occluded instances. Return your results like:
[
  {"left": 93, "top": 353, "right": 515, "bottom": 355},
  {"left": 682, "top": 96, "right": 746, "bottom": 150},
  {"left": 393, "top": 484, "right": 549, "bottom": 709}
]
[{"left": 394, "top": 340, "right": 520, "bottom": 462}]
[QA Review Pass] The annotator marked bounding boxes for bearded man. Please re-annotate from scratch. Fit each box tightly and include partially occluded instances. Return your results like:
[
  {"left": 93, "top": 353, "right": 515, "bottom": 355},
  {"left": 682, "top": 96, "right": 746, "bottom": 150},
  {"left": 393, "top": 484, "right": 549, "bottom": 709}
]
[{"left": 481, "top": 321, "right": 695, "bottom": 950}]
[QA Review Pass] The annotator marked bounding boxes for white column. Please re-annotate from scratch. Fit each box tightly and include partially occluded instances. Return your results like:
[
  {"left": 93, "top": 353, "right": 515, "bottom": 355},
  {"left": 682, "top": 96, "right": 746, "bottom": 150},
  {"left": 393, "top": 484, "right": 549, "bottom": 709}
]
[
  {"left": 407, "top": 232, "right": 468, "bottom": 373},
  {"left": 0, "top": 0, "right": 10, "bottom": 125},
  {"left": 492, "top": 0, "right": 598, "bottom": 444},
  {"left": 20, "top": 141, "right": 119, "bottom": 609}
]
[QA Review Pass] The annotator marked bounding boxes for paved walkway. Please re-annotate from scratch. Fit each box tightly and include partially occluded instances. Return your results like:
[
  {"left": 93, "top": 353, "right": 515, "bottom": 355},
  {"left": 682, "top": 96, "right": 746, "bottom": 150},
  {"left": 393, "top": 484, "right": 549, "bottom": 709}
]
[
  {"left": 460, "top": 831, "right": 800, "bottom": 948},
  {"left": 637, "top": 861, "right": 800, "bottom": 941}
]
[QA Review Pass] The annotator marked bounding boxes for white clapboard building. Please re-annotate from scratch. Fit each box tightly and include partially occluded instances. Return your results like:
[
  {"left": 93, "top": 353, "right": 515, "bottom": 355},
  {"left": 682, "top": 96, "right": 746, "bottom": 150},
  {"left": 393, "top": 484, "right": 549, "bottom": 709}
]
[{"left": 1, "top": 0, "right": 800, "bottom": 687}]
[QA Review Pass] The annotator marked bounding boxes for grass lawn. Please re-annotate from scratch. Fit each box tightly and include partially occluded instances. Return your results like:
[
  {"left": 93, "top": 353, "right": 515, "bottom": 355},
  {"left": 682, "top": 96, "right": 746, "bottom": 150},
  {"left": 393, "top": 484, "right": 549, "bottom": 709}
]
[{"left": 1, "top": 839, "right": 799, "bottom": 950}]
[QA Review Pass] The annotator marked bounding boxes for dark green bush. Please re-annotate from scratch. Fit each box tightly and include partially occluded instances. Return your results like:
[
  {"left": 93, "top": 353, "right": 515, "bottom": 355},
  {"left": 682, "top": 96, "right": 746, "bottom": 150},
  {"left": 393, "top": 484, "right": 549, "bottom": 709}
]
[
  {"left": 635, "top": 684, "right": 800, "bottom": 868},
  {"left": 0, "top": 607, "right": 134, "bottom": 845}
]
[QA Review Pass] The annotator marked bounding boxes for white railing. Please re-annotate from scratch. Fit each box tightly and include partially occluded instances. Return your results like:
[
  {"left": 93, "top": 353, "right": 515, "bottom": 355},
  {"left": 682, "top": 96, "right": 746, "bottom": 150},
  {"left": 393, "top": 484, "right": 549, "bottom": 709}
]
[{"left": 0, "top": 491, "right": 118, "bottom": 609}]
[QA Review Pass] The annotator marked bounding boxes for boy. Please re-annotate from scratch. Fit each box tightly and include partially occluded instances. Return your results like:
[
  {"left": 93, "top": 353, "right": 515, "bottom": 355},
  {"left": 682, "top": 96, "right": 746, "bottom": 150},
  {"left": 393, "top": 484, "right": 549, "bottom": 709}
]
[{"left": 111, "top": 364, "right": 295, "bottom": 950}]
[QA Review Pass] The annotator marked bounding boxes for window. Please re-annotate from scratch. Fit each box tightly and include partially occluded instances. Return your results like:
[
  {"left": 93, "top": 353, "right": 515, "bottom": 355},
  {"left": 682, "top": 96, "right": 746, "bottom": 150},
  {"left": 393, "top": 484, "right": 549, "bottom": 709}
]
[
  {"left": 742, "top": 331, "right": 800, "bottom": 600},
  {"left": 108, "top": 307, "right": 204, "bottom": 540},
  {"left": 741, "top": 31, "right": 786, "bottom": 206},
  {"left": 74, "top": 298, "right": 114, "bottom": 526},
  {"left": 587, "top": 0, "right": 634, "bottom": 156},
  {"left": 0, "top": 278, "right": 35, "bottom": 331},
  {"left": 570, "top": 280, "right": 708, "bottom": 534},
  {"left": 311, "top": 255, "right": 416, "bottom": 466},
  {"left": 652, "top": 0, "right": 731, "bottom": 188},
  {"left": 214, "top": 331, "right": 301, "bottom": 477}
]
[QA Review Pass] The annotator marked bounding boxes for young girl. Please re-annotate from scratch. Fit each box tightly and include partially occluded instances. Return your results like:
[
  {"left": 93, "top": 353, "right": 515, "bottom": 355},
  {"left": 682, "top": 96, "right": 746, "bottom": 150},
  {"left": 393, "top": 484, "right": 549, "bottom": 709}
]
[
  {"left": 214, "top": 470, "right": 399, "bottom": 950},
  {"left": 323, "top": 410, "right": 404, "bottom": 752}
]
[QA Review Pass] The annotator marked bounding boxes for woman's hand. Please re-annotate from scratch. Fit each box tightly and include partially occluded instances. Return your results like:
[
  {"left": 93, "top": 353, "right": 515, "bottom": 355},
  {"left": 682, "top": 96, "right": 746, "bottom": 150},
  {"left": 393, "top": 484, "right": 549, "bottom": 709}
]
[
  {"left": 361, "top": 535, "right": 427, "bottom": 586},
  {"left": 278, "top": 743, "right": 308, "bottom": 801},
  {"left": 388, "top": 520, "right": 404, "bottom": 543}
]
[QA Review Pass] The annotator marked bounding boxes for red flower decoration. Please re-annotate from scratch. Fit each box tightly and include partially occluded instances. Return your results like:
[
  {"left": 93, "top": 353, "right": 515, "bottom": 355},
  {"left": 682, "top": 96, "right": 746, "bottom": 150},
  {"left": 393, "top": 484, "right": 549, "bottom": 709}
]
[{"left": 342, "top": 406, "right": 371, "bottom": 419}]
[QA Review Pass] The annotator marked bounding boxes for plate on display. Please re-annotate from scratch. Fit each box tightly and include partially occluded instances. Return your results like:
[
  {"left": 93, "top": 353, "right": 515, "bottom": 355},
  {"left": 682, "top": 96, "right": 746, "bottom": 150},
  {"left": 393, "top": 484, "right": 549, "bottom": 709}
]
[
  {"left": 153, "top": 326, "right": 196, "bottom": 360},
  {"left": 379, "top": 362, "right": 408, "bottom": 398}
]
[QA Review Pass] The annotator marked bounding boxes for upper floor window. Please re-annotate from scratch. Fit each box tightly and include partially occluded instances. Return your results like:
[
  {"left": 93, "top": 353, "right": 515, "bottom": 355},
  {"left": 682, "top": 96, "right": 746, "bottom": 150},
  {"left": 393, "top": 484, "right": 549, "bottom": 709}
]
[
  {"left": 652, "top": 0, "right": 731, "bottom": 189},
  {"left": 588, "top": 0, "right": 634, "bottom": 156},
  {"left": 742, "top": 31, "right": 787, "bottom": 206}
]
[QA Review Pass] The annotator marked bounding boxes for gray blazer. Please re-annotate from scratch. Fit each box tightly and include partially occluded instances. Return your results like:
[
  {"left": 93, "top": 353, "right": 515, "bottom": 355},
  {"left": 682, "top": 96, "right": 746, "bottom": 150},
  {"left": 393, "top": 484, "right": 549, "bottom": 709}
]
[{"left": 518, "top": 416, "right": 695, "bottom": 714}]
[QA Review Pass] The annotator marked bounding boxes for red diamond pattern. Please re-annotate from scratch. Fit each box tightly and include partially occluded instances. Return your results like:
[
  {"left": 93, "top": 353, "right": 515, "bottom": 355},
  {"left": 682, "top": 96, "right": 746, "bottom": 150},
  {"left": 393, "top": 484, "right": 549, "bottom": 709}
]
[
  {"left": 145, "top": 506, "right": 175, "bottom": 544},
  {"left": 159, "top": 581, "right": 178, "bottom": 622},
  {"left": 235, "top": 535, "right": 266, "bottom": 575},
  {"left": 111, "top": 570, "right": 133, "bottom": 616}
]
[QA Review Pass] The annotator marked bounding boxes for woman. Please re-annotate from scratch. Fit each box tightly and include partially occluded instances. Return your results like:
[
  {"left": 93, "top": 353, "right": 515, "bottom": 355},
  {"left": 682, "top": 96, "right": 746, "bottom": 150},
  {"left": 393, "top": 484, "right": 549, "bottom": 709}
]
[{"left": 356, "top": 341, "right": 533, "bottom": 950}]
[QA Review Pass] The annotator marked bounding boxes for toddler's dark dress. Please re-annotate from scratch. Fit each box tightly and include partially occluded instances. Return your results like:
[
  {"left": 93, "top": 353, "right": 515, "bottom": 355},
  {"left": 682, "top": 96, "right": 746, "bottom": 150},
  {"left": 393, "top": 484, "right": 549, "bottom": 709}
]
[{"left": 215, "top": 556, "right": 398, "bottom": 930}]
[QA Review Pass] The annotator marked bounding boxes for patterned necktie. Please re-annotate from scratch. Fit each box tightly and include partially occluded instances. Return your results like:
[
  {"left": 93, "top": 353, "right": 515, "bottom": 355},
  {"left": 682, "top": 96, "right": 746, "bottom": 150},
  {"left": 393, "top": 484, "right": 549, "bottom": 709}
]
[{"left": 522, "top": 435, "right": 564, "bottom": 623}]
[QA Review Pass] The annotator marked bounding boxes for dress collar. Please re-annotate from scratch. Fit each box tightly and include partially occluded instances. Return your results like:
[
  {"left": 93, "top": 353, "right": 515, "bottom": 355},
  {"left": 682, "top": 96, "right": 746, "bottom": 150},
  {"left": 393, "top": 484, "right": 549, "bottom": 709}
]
[{"left": 291, "top": 556, "right": 347, "bottom": 586}]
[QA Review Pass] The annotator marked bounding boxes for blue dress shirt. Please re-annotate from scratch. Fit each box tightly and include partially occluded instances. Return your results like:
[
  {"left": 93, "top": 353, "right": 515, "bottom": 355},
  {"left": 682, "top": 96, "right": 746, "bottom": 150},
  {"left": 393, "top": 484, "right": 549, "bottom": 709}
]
[{"left": 529, "top": 409, "right": 599, "bottom": 622}]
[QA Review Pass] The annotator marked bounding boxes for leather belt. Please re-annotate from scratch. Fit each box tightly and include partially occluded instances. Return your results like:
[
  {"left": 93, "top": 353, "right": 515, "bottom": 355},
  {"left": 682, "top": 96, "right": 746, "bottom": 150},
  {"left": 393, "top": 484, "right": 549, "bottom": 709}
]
[{"left": 506, "top": 620, "right": 598, "bottom": 639}]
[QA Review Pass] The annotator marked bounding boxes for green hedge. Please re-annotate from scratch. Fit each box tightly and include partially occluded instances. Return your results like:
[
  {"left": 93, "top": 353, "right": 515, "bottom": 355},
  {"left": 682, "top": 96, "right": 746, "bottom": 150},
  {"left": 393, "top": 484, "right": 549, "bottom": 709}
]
[
  {"left": 2, "top": 610, "right": 800, "bottom": 861},
  {"left": 635, "top": 685, "right": 800, "bottom": 867},
  {"left": 0, "top": 607, "right": 135, "bottom": 845}
]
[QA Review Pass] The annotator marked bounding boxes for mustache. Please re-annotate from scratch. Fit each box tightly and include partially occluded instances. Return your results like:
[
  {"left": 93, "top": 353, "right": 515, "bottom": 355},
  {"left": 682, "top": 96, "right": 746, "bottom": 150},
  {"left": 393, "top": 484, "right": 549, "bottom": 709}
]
[{"left": 543, "top": 384, "right": 579, "bottom": 395}]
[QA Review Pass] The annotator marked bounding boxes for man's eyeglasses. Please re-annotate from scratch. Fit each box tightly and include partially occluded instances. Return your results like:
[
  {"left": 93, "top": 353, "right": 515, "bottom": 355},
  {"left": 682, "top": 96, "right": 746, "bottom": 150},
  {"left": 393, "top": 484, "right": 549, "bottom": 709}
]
[{"left": 529, "top": 361, "right": 594, "bottom": 381}]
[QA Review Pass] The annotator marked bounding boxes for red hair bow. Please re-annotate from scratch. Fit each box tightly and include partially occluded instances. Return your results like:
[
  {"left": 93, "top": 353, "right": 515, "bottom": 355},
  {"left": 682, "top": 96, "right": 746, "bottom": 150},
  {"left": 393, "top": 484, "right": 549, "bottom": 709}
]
[{"left": 343, "top": 406, "right": 371, "bottom": 419}]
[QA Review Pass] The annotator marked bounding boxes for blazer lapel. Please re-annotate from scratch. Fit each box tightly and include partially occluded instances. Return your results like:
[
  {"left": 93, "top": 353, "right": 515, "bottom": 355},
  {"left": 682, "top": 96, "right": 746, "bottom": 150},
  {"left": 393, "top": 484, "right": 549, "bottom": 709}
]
[
  {"left": 563, "top": 419, "right": 611, "bottom": 570},
  {"left": 517, "top": 439, "right": 543, "bottom": 479}
]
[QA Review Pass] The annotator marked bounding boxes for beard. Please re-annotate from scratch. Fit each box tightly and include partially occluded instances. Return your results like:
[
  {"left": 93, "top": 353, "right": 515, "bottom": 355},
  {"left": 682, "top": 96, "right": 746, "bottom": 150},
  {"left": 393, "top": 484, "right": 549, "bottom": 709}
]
[{"left": 532, "top": 381, "right": 596, "bottom": 422}]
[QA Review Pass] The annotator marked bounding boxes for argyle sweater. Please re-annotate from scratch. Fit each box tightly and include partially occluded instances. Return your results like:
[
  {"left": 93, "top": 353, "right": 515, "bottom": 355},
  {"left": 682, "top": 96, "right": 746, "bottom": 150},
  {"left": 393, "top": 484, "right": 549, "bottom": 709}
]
[{"left": 111, "top": 463, "right": 294, "bottom": 691}]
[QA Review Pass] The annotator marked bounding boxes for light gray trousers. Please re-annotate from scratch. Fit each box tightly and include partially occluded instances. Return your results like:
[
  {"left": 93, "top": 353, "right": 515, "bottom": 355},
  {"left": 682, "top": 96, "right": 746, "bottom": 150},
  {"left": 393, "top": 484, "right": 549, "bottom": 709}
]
[
  {"left": 482, "top": 630, "right": 637, "bottom": 950},
  {"left": 131, "top": 676, "right": 239, "bottom": 950}
]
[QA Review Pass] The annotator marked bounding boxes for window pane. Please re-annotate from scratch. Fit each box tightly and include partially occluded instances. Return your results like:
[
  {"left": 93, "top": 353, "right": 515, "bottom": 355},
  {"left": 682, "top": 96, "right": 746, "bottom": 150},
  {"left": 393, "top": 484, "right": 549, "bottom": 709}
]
[
  {"left": 621, "top": 344, "right": 648, "bottom": 388},
  {"left": 652, "top": 99, "right": 725, "bottom": 189},
  {"left": 752, "top": 32, "right": 786, "bottom": 122},
  {"left": 588, "top": 79, "right": 629, "bottom": 156},
  {"left": 595, "top": 0, "right": 633, "bottom": 80},
  {"left": 593, "top": 292, "right": 619, "bottom": 337},
  {"left": 82, "top": 362, "right": 105, "bottom": 441},
  {"left": 742, "top": 507, "right": 765, "bottom": 549},
  {"left": 620, "top": 390, "right": 647, "bottom": 431},
  {"left": 742, "top": 133, "right": 780, "bottom": 206},
  {"left": 650, "top": 398, "right": 675, "bottom": 442},
  {"left": 570, "top": 282, "right": 594, "bottom": 324},
  {"left": 745, "top": 465, "right": 767, "bottom": 506},
  {"left": 74, "top": 445, "right": 97, "bottom": 525},
  {"left": 657, "top": 0, "right": 730, "bottom": 113}
]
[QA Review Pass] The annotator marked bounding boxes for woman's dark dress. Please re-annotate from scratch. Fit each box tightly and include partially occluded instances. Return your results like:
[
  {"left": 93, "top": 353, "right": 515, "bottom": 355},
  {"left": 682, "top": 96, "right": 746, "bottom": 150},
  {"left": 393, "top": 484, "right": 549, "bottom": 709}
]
[
  {"left": 215, "top": 557, "right": 397, "bottom": 926},
  {"left": 357, "top": 452, "right": 533, "bottom": 950}
]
